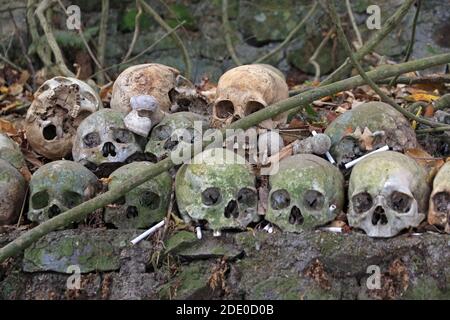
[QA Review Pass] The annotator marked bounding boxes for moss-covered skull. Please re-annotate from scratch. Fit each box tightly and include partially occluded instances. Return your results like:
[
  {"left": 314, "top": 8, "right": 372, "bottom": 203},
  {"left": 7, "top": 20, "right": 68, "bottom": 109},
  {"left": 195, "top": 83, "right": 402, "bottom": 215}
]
[
  {"left": 428, "top": 161, "right": 450, "bottom": 233},
  {"left": 175, "top": 148, "right": 259, "bottom": 232},
  {"left": 104, "top": 162, "right": 172, "bottom": 229},
  {"left": 324, "top": 102, "right": 417, "bottom": 166},
  {"left": 348, "top": 151, "right": 429, "bottom": 238},
  {"left": 72, "top": 109, "right": 144, "bottom": 176},
  {"left": 0, "top": 133, "right": 25, "bottom": 170},
  {"left": 266, "top": 154, "right": 344, "bottom": 232},
  {"left": 28, "top": 160, "right": 98, "bottom": 223},
  {"left": 0, "top": 159, "right": 26, "bottom": 225},
  {"left": 145, "top": 112, "right": 208, "bottom": 161},
  {"left": 25, "top": 77, "right": 102, "bottom": 160}
]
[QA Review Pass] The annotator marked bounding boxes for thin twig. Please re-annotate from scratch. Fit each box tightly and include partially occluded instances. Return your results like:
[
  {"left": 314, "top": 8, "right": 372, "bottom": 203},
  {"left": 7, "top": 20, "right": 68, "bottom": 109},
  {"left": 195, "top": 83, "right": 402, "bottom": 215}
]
[
  {"left": 27, "top": 0, "right": 52, "bottom": 70},
  {"left": 122, "top": 0, "right": 142, "bottom": 63},
  {"left": 389, "top": 0, "right": 422, "bottom": 86},
  {"left": 88, "top": 22, "right": 185, "bottom": 79},
  {"left": 309, "top": 28, "right": 334, "bottom": 82},
  {"left": 0, "top": 54, "right": 22, "bottom": 71},
  {"left": 416, "top": 127, "right": 450, "bottom": 134},
  {"left": 36, "top": 0, "right": 75, "bottom": 77},
  {"left": 254, "top": 2, "right": 318, "bottom": 64},
  {"left": 222, "top": 0, "right": 242, "bottom": 66},
  {"left": 97, "top": 0, "right": 110, "bottom": 84},
  {"left": 327, "top": 0, "right": 450, "bottom": 130},
  {"left": 138, "top": 0, "right": 192, "bottom": 79},
  {"left": 345, "top": 0, "right": 363, "bottom": 48}
]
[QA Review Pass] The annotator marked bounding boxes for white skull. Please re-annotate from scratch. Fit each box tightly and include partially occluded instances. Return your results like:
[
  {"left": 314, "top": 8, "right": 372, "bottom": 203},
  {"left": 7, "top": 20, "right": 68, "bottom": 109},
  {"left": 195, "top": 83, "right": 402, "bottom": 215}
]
[
  {"left": 213, "top": 64, "right": 289, "bottom": 128},
  {"left": 428, "top": 162, "right": 450, "bottom": 233},
  {"left": 25, "top": 77, "right": 102, "bottom": 159},
  {"left": 72, "top": 109, "right": 145, "bottom": 176},
  {"left": 348, "top": 151, "right": 430, "bottom": 238}
]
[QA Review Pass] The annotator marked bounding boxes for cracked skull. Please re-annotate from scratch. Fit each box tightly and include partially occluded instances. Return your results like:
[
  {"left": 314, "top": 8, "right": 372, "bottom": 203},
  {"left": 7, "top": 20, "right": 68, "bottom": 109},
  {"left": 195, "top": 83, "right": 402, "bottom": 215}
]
[
  {"left": 110, "top": 63, "right": 198, "bottom": 137},
  {"left": 213, "top": 64, "right": 289, "bottom": 128},
  {"left": 25, "top": 77, "right": 102, "bottom": 159},
  {"left": 175, "top": 148, "right": 259, "bottom": 233},
  {"left": 0, "top": 133, "right": 25, "bottom": 170},
  {"left": 266, "top": 154, "right": 344, "bottom": 232},
  {"left": 0, "top": 159, "right": 26, "bottom": 225},
  {"left": 428, "top": 161, "right": 450, "bottom": 233},
  {"left": 348, "top": 151, "right": 430, "bottom": 238},
  {"left": 145, "top": 112, "right": 208, "bottom": 161},
  {"left": 104, "top": 162, "right": 172, "bottom": 229},
  {"left": 324, "top": 102, "right": 417, "bottom": 166},
  {"left": 28, "top": 160, "right": 98, "bottom": 224},
  {"left": 72, "top": 109, "right": 145, "bottom": 176}
]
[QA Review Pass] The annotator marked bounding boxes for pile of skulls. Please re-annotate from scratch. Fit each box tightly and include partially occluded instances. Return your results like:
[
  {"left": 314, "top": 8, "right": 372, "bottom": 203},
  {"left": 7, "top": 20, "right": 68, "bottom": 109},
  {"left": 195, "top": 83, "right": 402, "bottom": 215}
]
[{"left": 0, "top": 63, "right": 448, "bottom": 240}]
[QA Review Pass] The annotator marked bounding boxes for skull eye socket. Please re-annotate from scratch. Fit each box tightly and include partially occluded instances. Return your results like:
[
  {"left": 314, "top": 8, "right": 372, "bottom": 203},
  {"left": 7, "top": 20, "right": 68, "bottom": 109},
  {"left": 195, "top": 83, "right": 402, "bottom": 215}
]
[
  {"left": 244, "top": 101, "right": 265, "bottom": 116},
  {"left": 303, "top": 190, "right": 325, "bottom": 210},
  {"left": 43, "top": 124, "right": 57, "bottom": 141},
  {"left": 388, "top": 191, "right": 413, "bottom": 213},
  {"left": 140, "top": 191, "right": 160, "bottom": 210},
  {"left": 201, "top": 187, "right": 222, "bottom": 206},
  {"left": 32, "top": 190, "right": 49, "bottom": 210},
  {"left": 270, "top": 189, "right": 291, "bottom": 210},
  {"left": 237, "top": 188, "right": 257, "bottom": 206},
  {"left": 215, "top": 100, "right": 234, "bottom": 119},
  {"left": 352, "top": 192, "right": 373, "bottom": 214},
  {"left": 153, "top": 125, "right": 172, "bottom": 141},
  {"left": 113, "top": 129, "right": 132, "bottom": 144},
  {"left": 432, "top": 192, "right": 450, "bottom": 213},
  {"left": 83, "top": 132, "right": 101, "bottom": 148},
  {"left": 63, "top": 191, "right": 83, "bottom": 209}
]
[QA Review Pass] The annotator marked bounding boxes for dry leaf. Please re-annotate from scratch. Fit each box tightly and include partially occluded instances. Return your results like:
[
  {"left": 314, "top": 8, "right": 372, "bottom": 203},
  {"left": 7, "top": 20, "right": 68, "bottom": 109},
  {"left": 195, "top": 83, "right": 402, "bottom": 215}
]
[
  {"left": 407, "top": 92, "right": 439, "bottom": 103},
  {"left": 405, "top": 148, "right": 444, "bottom": 182},
  {"left": 0, "top": 118, "right": 17, "bottom": 135},
  {"left": 8, "top": 83, "right": 23, "bottom": 96}
]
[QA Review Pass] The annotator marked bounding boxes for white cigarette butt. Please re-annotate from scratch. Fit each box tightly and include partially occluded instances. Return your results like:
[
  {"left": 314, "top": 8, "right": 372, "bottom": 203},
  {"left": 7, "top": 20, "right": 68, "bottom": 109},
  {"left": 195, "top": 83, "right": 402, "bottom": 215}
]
[
  {"left": 195, "top": 226, "right": 202, "bottom": 240},
  {"left": 131, "top": 220, "right": 165, "bottom": 245},
  {"left": 344, "top": 145, "right": 389, "bottom": 169},
  {"left": 213, "top": 230, "right": 222, "bottom": 237}
]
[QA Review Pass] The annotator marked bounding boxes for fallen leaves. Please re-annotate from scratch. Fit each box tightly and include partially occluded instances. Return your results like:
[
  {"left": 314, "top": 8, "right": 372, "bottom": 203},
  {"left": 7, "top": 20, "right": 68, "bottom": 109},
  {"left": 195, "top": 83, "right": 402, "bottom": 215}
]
[
  {"left": 0, "top": 118, "right": 17, "bottom": 135},
  {"left": 405, "top": 148, "right": 445, "bottom": 182}
]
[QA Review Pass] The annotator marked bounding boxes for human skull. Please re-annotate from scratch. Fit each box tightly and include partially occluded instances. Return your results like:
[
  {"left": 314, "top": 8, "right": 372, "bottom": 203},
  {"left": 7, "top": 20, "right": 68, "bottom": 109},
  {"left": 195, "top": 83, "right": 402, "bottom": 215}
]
[
  {"left": 0, "top": 133, "right": 25, "bottom": 170},
  {"left": 0, "top": 159, "right": 26, "bottom": 225},
  {"left": 111, "top": 63, "right": 198, "bottom": 137},
  {"left": 25, "top": 77, "right": 102, "bottom": 159},
  {"left": 266, "top": 154, "right": 344, "bottom": 232},
  {"left": 145, "top": 112, "right": 208, "bottom": 161},
  {"left": 428, "top": 162, "right": 450, "bottom": 233},
  {"left": 72, "top": 109, "right": 145, "bottom": 176},
  {"left": 175, "top": 148, "right": 259, "bottom": 232},
  {"left": 213, "top": 64, "right": 289, "bottom": 128},
  {"left": 28, "top": 160, "right": 98, "bottom": 224},
  {"left": 104, "top": 162, "right": 172, "bottom": 229},
  {"left": 348, "top": 151, "right": 429, "bottom": 238},
  {"left": 324, "top": 102, "right": 417, "bottom": 166}
]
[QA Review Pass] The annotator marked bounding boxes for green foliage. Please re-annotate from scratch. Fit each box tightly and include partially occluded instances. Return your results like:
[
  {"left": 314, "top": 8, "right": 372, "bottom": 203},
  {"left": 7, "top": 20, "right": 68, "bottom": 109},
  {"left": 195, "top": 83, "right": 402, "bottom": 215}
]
[
  {"left": 119, "top": 7, "right": 152, "bottom": 32},
  {"left": 54, "top": 27, "right": 99, "bottom": 49},
  {"left": 166, "top": 3, "right": 197, "bottom": 31}
]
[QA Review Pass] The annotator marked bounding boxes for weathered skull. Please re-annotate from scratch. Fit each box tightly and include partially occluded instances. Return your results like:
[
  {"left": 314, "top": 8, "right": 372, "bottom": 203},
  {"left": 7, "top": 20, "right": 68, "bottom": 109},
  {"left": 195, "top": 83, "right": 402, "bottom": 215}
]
[
  {"left": 104, "top": 162, "right": 172, "bottom": 229},
  {"left": 28, "top": 160, "right": 98, "bottom": 224},
  {"left": 175, "top": 148, "right": 259, "bottom": 232},
  {"left": 72, "top": 109, "right": 145, "bottom": 176},
  {"left": 324, "top": 102, "right": 417, "bottom": 166},
  {"left": 266, "top": 154, "right": 344, "bottom": 232},
  {"left": 213, "top": 64, "right": 289, "bottom": 128},
  {"left": 145, "top": 112, "right": 208, "bottom": 161},
  {"left": 428, "top": 162, "right": 450, "bottom": 233},
  {"left": 111, "top": 63, "right": 198, "bottom": 137},
  {"left": 0, "top": 133, "right": 25, "bottom": 170},
  {"left": 348, "top": 151, "right": 430, "bottom": 238},
  {"left": 0, "top": 159, "right": 26, "bottom": 225},
  {"left": 25, "top": 77, "right": 102, "bottom": 159}
]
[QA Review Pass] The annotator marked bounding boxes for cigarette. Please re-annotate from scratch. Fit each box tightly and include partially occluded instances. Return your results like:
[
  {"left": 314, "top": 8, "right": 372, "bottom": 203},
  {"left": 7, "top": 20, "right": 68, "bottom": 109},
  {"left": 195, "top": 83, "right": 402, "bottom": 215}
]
[
  {"left": 312, "top": 130, "right": 336, "bottom": 164},
  {"left": 344, "top": 145, "right": 389, "bottom": 169},
  {"left": 263, "top": 224, "right": 273, "bottom": 233},
  {"left": 213, "top": 230, "right": 222, "bottom": 237},
  {"left": 195, "top": 226, "right": 202, "bottom": 240},
  {"left": 131, "top": 220, "right": 165, "bottom": 245},
  {"left": 322, "top": 227, "right": 342, "bottom": 233},
  {"left": 329, "top": 204, "right": 337, "bottom": 214}
]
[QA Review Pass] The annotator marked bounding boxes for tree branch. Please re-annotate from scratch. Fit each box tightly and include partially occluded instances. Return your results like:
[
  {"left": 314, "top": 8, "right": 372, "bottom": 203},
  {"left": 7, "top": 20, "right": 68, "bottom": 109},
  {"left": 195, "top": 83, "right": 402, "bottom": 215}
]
[
  {"left": 97, "top": 0, "right": 110, "bottom": 84},
  {"left": 222, "top": 0, "right": 242, "bottom": 66},
  {"left": 122, "top": 0, "right": 142, "bottom": 63}
]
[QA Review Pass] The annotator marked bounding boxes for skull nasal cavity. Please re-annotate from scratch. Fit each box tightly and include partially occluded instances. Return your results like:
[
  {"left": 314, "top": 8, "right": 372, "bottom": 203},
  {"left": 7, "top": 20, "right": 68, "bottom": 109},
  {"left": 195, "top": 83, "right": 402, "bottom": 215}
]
[
  {"left": 216, "top": 100, "right": 234, "bottom": 119},
  {"left": 43, "top": 124, "right": 57, "bottom": 140},
  {"left": 224, "top": 200, "right": 239, "bottom": 219},
  {"left": 126, "top": 206, "right": 138, "bottom": 218},
  {"left": 102, "top": 142, "right": 117, "bottom": 157},
  {"left": 289, "top": 206, "right": 304, "bottom": 225},
  {"left": 372, "top": 206, "right": 388, "bottom": 225},
  {"left": 48, "top": 204, "right": 61, "bottom": 218}
]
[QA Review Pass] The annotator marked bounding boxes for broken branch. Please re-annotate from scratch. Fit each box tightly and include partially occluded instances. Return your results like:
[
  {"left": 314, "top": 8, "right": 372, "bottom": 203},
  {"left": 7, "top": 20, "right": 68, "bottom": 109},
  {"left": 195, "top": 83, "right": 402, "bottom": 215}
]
[
  {"left": 1, "top": 52, "right": 450, "bottom": 262},
  {"left": 222, "top": 0, "right": 242, "bottom": 66},
  {"left": 97, "top": 0, "right": 110, "bottom": 84}
]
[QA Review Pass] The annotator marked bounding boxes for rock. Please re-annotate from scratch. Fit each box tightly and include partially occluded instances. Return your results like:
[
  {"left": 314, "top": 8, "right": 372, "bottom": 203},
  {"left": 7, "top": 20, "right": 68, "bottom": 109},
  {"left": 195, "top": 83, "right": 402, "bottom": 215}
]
[
  {"left": 165, "top": 231, "right": 244, "bottom": 261},
  {"left": 23, "top": 229, "right": 142, "bottom": 273}
]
